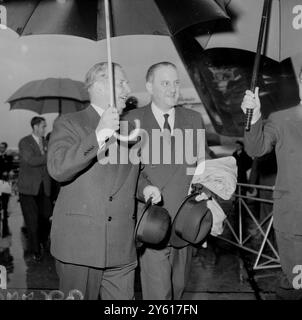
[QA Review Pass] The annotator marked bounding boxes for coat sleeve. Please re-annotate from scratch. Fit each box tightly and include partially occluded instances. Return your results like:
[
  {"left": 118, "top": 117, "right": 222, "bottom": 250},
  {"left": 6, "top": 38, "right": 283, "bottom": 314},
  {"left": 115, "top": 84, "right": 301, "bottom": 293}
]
[
  {"left": 244, "top": 116, "right": 278, "bottom": 158},
  {"left": 19, "top": 139, "right": 46, "bottom": 167},
  {"left": 47, "top": 116, "right": 100, "bottom": 183}
]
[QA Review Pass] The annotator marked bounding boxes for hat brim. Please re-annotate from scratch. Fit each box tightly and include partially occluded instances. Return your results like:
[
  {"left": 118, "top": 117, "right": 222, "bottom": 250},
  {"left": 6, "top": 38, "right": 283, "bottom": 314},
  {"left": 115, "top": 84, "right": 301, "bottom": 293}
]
[
  {"left": 134, "top": 199, "right": 152, "bottom": 248},
  {"left": 135, "top": 199, "right": 171, "bottom": 248},
  {"left": 170, "top": 194, "right": 213, "bottom": 248}
]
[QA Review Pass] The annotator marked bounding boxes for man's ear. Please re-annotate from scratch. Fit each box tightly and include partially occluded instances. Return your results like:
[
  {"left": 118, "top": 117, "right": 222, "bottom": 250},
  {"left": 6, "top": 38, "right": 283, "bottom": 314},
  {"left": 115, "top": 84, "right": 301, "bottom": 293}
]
[
  {"left": 93, "top": 81, "right": 104, "bottom": 94},
  {"left": 146, "top": 81, "right": 153, "bottom": 95}
]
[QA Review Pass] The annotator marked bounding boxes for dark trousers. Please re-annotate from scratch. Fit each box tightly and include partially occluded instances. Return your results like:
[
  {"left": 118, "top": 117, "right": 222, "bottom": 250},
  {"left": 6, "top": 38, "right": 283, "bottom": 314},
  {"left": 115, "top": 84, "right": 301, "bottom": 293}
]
[
  {"left": 56, "top": 260, "right": 137, "bottom": 300},
  {"left": 1, "top": 193, "right": 10, "bottom": 237},
  {"left": 139, "top": 245, "right": 193, "bottom": 300},
  {"left": 19, "top": 184, "right": 52, "bottom": 253}
]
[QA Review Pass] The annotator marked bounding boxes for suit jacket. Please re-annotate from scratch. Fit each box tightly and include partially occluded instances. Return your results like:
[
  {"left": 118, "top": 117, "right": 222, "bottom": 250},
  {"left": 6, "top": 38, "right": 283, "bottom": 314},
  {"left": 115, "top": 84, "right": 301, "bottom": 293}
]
[
  {"left": 125, "top": 104, "right": 211, "bottom": 226},
  {"left": 244, "top": 105, "right": 302, "bottom": 235},
  {"left": 47, "top": 105, "right": 145, "bottom": 268},
  {"left": 18, "top": 135, "right": 51, "bottom": 196}
]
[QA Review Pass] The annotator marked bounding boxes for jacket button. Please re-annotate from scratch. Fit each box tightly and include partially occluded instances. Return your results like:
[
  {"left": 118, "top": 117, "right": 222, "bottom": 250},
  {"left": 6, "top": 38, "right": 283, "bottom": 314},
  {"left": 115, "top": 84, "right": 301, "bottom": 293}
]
[
  {"left": 109, "top": 196, "right": 113, "bottom": 201},
  {"left": 108, "top": 216, "right": 112, "bottom": 221}
]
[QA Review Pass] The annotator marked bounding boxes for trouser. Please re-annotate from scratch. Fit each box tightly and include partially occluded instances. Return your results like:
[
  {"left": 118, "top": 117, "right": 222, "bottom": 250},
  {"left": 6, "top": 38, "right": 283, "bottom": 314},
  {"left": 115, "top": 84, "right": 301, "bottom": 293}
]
[
  {"left": 1, "top": 193, "right": 10, "bottom": 237},
  {"left": 19, "top": 184, "right": 52, "bottom": 253},
  {"left": 139, "top": 245, "right": 192, "bottom": 300},
  {"left": 55, "top": 259, "right": 137, "bottom": 300}
]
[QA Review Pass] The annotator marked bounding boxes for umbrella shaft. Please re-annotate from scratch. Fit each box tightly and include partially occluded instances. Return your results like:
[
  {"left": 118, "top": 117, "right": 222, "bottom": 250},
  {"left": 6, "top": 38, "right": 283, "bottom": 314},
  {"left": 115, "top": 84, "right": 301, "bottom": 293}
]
[
  {"left": 246, "top": 0, "right": 271, "bottom": 131},
  {"left": 251, "top": 0, "right": 271, "bottom": 91},
  {"left": 105, "top": 0, "right": 115, "bottom": 107}
]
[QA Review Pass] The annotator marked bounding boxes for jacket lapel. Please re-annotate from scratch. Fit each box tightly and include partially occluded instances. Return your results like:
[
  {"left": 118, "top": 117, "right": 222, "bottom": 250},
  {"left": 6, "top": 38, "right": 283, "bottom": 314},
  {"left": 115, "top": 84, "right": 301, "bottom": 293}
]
[{"left": 29, "top": 135, "right": 42, "bottom": 155}]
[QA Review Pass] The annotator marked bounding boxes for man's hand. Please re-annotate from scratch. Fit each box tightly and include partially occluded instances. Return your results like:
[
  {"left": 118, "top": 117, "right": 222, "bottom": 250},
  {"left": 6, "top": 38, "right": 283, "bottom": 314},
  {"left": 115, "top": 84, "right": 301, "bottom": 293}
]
[
  {"left": 143, "top": 185, "right": 161, "bottom": 204},
  {"left": 96, "top": 106, "right": 120, "bottom": 142},
  {"left": 241, "top": 87, "right": 261, "bottom": 125}
]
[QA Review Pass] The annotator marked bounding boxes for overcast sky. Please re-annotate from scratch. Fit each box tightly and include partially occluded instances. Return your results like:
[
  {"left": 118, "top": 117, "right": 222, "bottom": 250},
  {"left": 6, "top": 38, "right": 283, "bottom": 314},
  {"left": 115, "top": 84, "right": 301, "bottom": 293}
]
[{"left": 0, "top": 28, "right": 198, "bottom": 148}]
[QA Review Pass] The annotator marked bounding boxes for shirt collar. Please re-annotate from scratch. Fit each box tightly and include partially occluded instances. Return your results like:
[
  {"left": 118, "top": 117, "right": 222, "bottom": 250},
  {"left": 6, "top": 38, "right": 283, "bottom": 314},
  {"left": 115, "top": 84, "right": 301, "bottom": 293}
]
[
  {"left": 32, "top": 133, "right": 40, "bottom": 145},
  {"left": 151, "top": 102, "right": 175, "bottom": 132},
  {"left": 91, "top": 103, "right": 105, "bottom": 117},
  {"left": 151, "top": 102, "right": 174, "bottom": 117}
]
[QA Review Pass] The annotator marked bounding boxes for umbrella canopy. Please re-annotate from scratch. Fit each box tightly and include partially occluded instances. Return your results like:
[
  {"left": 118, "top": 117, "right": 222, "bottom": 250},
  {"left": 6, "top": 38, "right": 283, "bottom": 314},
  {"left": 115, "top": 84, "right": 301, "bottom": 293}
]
[
  {"left": 7, "top": 78, "right": 90, "bottom": 114},
  {"left": 197, "top": 0, "right": 302, "bottom": 62},
  {"left": 4, "top": 0, "right": 230, "bottom": 40}
]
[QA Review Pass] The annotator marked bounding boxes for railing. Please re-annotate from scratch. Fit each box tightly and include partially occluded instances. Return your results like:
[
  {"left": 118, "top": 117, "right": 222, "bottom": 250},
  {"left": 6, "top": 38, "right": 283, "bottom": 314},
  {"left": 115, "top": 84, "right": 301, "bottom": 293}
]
[{"left": 218, "top": 182, "right": 281, "bottom": 270}]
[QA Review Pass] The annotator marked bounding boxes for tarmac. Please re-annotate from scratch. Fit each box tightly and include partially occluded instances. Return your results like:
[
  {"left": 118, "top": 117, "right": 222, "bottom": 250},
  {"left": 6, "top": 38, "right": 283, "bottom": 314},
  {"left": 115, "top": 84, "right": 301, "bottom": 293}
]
[{"left": 0, "top": 195, "right": 284, "bottom": 300}]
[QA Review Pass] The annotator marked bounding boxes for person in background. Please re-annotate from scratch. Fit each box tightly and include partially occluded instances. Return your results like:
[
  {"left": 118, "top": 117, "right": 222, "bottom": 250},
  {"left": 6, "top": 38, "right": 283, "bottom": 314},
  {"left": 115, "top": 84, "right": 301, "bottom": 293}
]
[
  {"left": 18, "top": 117, "right": 53, "bottom": 261},
  {"left": 0, "top": 142, "right": 13, "bottom": 237},
  {"left": 241, "top": 68, "right": 302, "bottom": 299},
  {"left": 232, "top": 140, "right": 253, "bottom": 186}
]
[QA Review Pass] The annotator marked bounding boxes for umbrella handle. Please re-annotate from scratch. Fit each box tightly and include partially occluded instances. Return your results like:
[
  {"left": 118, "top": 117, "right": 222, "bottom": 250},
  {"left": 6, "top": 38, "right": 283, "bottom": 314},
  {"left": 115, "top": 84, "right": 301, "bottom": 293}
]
[
  {"left": 245, "top": 0, "right": 271, "bottom": 131},
  {"left": 113, "top": 119, "right": 141, "bottom": 142}
]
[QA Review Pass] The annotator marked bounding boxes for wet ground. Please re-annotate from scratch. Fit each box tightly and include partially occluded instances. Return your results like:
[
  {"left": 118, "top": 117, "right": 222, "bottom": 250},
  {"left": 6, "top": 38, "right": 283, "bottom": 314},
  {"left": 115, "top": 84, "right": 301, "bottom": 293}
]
[{"left": 0, "top": 195, "right": 283, "bottom": 300}]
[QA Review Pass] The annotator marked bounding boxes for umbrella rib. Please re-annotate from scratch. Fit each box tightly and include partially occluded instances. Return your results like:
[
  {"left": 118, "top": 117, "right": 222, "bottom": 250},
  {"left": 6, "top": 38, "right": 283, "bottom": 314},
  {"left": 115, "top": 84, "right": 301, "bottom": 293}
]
[
  {"left": 19, "top": 0, "right": 43, "bottom": 35},
  {"left": 278, "top": 0, "right": 281, "bottom": 62},
  {"left": 153, "top": 1, "right": 173, "bottom": 36}
]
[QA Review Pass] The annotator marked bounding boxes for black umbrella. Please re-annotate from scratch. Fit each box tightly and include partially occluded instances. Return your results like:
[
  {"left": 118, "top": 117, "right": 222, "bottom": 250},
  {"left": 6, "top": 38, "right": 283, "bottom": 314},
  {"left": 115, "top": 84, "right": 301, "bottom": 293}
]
[
  {"left": 4, "top": 0, "right": 230, "bottom": 139},
  {"left": 4, "top": 0, "right": 229, "bottom": 40},
  {"left": 7, "top": 78, "right": 90, "bottom": 115}
]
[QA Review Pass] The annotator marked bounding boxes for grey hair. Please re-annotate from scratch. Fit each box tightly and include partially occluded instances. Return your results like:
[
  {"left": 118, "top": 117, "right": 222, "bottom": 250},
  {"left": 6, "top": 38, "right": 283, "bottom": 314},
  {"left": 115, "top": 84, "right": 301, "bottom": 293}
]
[
  {"left": 85, "top": 62, "right": 122, "bottom": 90},
  {"left": 145, "top": 61, "right": 177, "bottom": 83}
]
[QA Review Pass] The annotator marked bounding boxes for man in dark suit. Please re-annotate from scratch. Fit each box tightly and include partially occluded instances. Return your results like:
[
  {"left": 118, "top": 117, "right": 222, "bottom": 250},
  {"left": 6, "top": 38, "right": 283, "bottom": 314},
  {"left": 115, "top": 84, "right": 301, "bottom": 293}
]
[
  {"left": 18, "top": 117, "right": 52, "bottom": 261},
  {"left": 241, "top": 82, "right": 302, "bottom": 299},
  {"left": 232, "top": 140, "right": 252, "bottom": 185},
  {"left": 125, "top": 62, "right": 211, "bottom": 300},
  {"left": 47, "top": 62, "right": 160, "bottom": 300}
]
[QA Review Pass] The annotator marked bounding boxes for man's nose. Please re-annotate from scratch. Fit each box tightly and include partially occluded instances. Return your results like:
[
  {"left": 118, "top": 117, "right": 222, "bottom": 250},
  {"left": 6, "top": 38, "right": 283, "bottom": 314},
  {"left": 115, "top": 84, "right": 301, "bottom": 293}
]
[
  {"left": 169, "top": 84, "right": 177, "bottom": 93},
  {"left": 124, "top": 83, "right": 131, "bottom": 95}
]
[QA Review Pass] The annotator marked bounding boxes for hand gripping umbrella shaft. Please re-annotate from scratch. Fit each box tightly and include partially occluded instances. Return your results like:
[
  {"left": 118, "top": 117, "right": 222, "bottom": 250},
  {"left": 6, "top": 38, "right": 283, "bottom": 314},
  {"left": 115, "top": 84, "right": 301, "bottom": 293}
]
[
  {"left": 245, "top": 0, "right": 271, "bottom": 131},
  {"left": 104, "top": 0, "right": 140, "bottom": 141}
]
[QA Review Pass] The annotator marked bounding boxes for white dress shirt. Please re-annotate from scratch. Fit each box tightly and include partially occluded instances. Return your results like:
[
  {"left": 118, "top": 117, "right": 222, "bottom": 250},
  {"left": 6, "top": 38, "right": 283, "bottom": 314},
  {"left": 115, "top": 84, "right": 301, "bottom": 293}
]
[
  {"left": 31, "top": 133, "right": 40, "bottom": 146},
  {"left": 32, "top": 133, "right": 45, "bottom": 154},
  {"left": 151, "top": 102, "right": 175, "bottom": 134},
  {"left": 91, "top": 104, "right": 109, "bottom": 150}
]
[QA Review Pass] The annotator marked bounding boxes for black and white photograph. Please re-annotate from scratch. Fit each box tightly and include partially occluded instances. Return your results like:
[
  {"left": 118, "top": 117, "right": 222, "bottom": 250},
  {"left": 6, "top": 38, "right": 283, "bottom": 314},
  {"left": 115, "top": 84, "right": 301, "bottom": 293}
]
[{"left": 0, "top": 0, "right": 302, "bottom": 305}]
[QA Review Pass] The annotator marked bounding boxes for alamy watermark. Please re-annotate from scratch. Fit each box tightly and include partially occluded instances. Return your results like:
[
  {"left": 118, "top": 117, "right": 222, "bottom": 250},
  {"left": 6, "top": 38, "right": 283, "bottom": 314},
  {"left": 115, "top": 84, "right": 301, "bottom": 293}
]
[
  {"left": 0, "top": 265, "right": 83, "bottom": 300},
  {"left": 292, "top": 265, "right": 302, "bottom": 290},
  {"left": 293, "top": 5, "right": 302, "bottom": 30},
  {"left": 0, "top": 5, "right": 7, "bottom": 30},
  {"left": 97, "top": 124, "right": 206, "bottom": 176}
]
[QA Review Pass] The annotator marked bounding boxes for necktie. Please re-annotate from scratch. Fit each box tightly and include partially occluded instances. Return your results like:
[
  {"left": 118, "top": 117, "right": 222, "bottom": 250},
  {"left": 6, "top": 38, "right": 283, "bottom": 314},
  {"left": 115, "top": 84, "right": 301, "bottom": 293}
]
[{"left": 163, "top": 114, "right": 171, "bottom": 133}]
